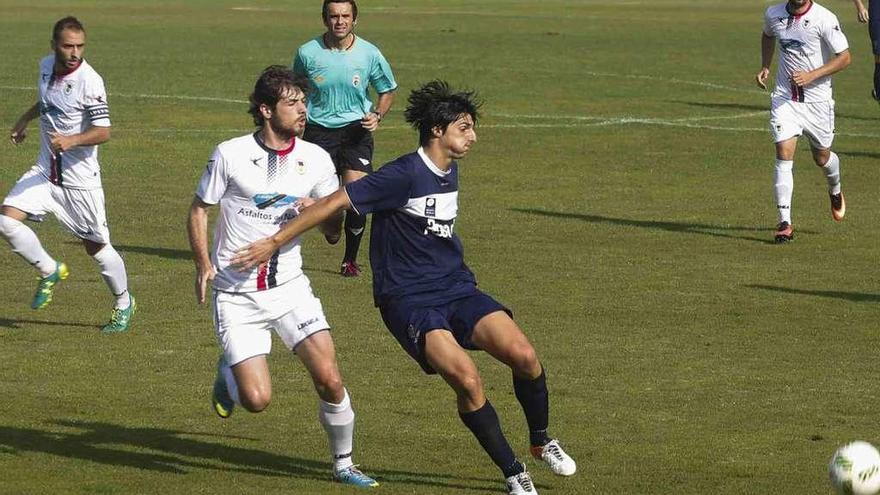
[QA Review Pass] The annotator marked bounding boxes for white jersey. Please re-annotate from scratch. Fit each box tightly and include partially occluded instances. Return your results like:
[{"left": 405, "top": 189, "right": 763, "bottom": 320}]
[
  {"left": 763, "top": 1, "right": 849, "bottom": 103},
  {"left": 37, "top": 55, "right": 110, "bottom": 190},
  {"left": 196, "top": 133, "right": 339, "bottom": 293}
]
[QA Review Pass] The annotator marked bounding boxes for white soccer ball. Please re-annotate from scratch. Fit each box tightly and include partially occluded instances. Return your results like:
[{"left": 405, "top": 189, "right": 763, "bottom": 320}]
[{"left": 829, "top": 441, "right": 880, "bottom": 495}]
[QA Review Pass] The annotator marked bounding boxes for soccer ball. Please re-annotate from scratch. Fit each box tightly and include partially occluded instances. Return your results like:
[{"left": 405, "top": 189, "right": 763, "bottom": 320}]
[{"left": 829, "top": 441, "right": 880, "bottom": 495}]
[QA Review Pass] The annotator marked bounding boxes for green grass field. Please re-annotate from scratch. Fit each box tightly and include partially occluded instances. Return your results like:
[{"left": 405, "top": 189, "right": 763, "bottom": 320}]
[{"left": 1, "top": 1, "right": 879, "bottom": 493}]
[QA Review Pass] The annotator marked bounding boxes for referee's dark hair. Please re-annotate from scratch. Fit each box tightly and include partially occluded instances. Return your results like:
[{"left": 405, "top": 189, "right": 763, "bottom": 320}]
[
  {"left": 52, "top": 16, "right": 85, "bottom": 41},
  {"left": 405, "top": 80, "right": 481, "bottom": 146},
  {"left": 322, "top": 0, "right": 358, "bottom": 20},
  {"left": 248, "top": 65, "right": 310, "bottom": 127}
]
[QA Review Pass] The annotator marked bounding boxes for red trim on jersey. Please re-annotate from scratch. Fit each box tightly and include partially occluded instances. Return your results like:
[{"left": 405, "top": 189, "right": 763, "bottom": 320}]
[
  {"left": 276, "top": 137, "right": 296, "bottom": 157},
  {"left": 256, "top": 261, "right": 268, "bottom": 291},
  {"left": 787, "top": 0, "right": 813, "bottom": 19},
  {"left": 53, "top": 60, "right": 83, "bottom": 78}
]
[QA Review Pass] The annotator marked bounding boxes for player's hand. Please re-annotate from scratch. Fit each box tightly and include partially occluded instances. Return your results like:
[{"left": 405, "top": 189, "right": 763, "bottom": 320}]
[
  {"left": 10, "top": 128, "right": 26, "bottom": 145},
  {"left": 294, "top": 197, "right": 316, "bottom": 211},
  {"left": 756, "top": 68, "right": 770, "bottom": 90},
  {"left": 194, "top": 264, "right": 216, "bottom": 305},
  {"left": 858, "top": 8, "right": 869, "bottom": 23},
  {"left": 232, "top": 238, "right": 276, "bottom": 271},
  {"left": 48, "top": 132, "right": 76, "bottom": 153},
  {"left": 791, "top": 70, "right": 814, "bottom": 87},
  {"left": 360, "top": 111, "right": 381, "bottom": 132}
]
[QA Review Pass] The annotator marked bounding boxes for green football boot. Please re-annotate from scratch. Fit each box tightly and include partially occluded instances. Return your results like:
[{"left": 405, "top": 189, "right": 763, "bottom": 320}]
[
  {"left": 31, "top": 262, "right": 69, "bottom": 310},
  {"left": 212, "top": 357, "right": 235, "bottom": 419},
  {"left": 101, "top": 294, "right": 136, "bottom": 334}
]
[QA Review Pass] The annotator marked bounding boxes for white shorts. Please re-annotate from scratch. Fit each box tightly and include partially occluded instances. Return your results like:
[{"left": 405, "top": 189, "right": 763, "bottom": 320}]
[
  {"left": 769, "top": 97, "right": 835, "bottom": 149},
  {"left": 212, "top": 274, "right": 330, "bottom": 366},
  {"left": 2, "top": 165, "right": 110, "bottom": 244}
]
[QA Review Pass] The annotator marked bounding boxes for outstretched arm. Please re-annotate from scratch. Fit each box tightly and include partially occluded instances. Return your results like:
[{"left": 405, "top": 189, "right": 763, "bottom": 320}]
[
  {"left": 187, "top": 197, "right": 216, "bottom": 304},
  {"left": 756, "top": 33, "right": 775, "bottom": 89},
  {"left": 10, "top": 102, "right": 40, "bottom": 145},
  {"left": 232, "top": 188, "right": 353, "bottom": 269}
]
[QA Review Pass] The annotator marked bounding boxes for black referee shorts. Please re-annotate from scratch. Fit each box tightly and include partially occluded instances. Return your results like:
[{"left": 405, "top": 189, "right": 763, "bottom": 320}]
[{"left": 303, "top": 121, "right": 374, "bottom": 174}]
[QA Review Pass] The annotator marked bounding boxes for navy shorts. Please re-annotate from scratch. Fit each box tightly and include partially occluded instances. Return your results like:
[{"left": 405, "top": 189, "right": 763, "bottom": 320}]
[
  {"left": 303, "top": 122, "right": 374, "bottom": 174},
  {"left": 379, "top": 291, "right": 511, "bottom": 374}
]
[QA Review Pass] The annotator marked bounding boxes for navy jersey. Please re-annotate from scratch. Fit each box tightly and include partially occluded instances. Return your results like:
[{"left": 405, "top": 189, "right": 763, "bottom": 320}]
[{"left": 345, "top": 148, "right": 477, "bottom": 306}]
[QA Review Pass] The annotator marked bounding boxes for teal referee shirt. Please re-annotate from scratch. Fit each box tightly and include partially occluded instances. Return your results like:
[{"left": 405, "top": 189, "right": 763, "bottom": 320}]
[{"left": 293, "top": 35, "right": 397, "bottom": 129}]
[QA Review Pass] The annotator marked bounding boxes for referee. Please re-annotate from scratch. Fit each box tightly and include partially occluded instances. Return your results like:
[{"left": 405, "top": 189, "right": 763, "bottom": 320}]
[{"left": 293, "top": 0, "right": 397, "bottom": 277}]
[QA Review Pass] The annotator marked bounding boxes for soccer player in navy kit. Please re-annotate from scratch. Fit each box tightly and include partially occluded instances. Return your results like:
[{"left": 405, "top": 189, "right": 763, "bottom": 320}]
[
  {"left": 233, "top": 81, "right": 576, "bottom": 495},
  {"left": 852, "top": 0, "right": 880, "bottom": 101}
]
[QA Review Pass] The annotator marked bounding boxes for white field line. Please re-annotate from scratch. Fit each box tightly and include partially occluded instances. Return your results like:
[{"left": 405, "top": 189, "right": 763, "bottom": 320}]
[{"left": 3, "top": 85, "right": 876, "bottom": 138}]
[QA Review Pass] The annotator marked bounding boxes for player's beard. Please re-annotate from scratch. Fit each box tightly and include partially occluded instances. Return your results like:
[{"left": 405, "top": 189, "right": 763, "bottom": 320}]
[{"left": 267, "top": 114, "right": 305, "bottom": 140}]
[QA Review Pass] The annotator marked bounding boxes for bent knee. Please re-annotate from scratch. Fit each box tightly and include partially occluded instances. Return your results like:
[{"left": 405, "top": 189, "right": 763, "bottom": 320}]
[
  {"left": 239, "top": 388, "right": 272, "bottom": 412},
  {"left": 509, "top": 344, "right": 541, "bottom": 376}
]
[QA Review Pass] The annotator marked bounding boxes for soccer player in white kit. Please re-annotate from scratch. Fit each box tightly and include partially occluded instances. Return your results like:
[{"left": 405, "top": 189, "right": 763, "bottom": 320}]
[
  {"left": 756, "top": 0, "right": 851, "bottom": 243},
  {"left": 1, "top": 17, "right": 135, "bottom": 333},
  {"left": 186, "top": 66, "right": 378, "bottom": 488}
]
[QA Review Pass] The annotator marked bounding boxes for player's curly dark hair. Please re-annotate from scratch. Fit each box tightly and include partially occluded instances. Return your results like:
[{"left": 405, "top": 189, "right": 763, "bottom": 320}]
[
  {"left": 52, "top": 16, "right": 85, "bottom": 42},
  {"left": 248, "top": 65, "right": 311, "bottom": 127},
  {"left": 322, "top": 0, "right": 358, "bottom": 21},
  {"left": 404, "top": 80, "right": 481, "bottom": 146}
]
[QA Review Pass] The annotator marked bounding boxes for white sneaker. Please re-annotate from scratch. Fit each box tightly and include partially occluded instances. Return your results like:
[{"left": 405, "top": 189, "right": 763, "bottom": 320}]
[
  {"left": 506, "top": 469, "right": 538, "bottom": 495},
  {"left": 531, "top": 439, "right": 576, "bottom": 476}
]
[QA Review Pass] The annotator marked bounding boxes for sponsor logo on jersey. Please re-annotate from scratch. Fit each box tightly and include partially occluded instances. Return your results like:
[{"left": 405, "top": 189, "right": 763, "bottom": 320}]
[
  {"left": 250, "top": 157, "right": 263, "bottom": 167},
  {"left": 424, "top": 218, "right": 454, "bottom": 238},
  {"left": 779, "top": 39, "right": 804, "bottom": 53},
  {"left": 252, "top": 193, "right": 299, "bottom": 210},
  {"left": 352, "top": 74, "right": 361, "bottom": 87},
  {"left": 425, "top": 197, "right": 436, "bottom": 217}
]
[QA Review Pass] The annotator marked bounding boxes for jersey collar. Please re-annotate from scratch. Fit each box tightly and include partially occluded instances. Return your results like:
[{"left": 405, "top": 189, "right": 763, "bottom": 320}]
[
  {"left": 786, "top": 0, "right": 813, "bottom": 18},
  {"left": 253, "top": 131, "right": 296, "bottom": 156},
  {"left": 418, "top": 147, "right": 452, "bottom": 177}
]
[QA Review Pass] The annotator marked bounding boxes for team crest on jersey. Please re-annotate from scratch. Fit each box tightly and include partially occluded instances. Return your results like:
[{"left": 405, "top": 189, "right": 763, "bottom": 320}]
[
  {"left": 63, "top": 81, "right": 75, "bottom": 95},
  {"left": 296, "top": 159, "right": 306, "bottom": 175},
  {"left": 803, "top": 20, "right": 810, "bottom": 27},
  {"left": 352, "top": 74, "right": 361, "bottom": 87},
  {"left": 424, "top": 197, "right": 437, "bottom": 217}
]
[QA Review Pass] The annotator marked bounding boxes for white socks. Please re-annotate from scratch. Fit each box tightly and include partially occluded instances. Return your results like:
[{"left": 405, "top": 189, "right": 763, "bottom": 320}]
[
  {"left": 319, "top": 388, "right": 355, "bottom": 472},
  {"left": 822, "top": 152, "right": 841, "bottom": 195},
  {"left": 92, "top": 244, "right": 130, "bottom": 309},
  {"left": 0, "top": 215, "right": 57, "bottom": 277},
  {"left": 221, "top": 362, "right": 241, "bottom": 405},
  {"left": 774, "top": 159, "right": 794, "bottom": 224}
]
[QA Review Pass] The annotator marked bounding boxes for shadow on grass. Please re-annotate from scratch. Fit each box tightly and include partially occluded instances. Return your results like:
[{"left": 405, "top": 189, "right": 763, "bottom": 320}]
[
  {"left": 115, "top": 244, "right": 192, "bottom": 260},
  {"left": 0, "top": 318, "right": 97, "bottom": 330},
  {"left": 745, "top": 284, "right": 880, "bottom": 302},
  {"left": 512, "top": 208, "right": 788, "bottom": 244},
  {"left": 0, "top": 419, "right": 501, "bottom": 492}
]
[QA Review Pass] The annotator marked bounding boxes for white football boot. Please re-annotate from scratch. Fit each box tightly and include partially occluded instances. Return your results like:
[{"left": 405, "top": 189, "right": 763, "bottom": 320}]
[
  {"left": 506, "top": 469, "right": 538, "bottom": 495},
  {"left": 531, "top": 439, "right": 576, "bottom": 476}
]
